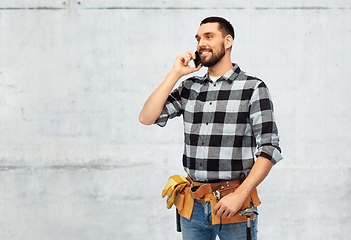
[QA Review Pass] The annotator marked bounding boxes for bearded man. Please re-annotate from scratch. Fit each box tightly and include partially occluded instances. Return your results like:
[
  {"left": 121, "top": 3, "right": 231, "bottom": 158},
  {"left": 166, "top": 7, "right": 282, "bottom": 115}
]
[{"left": 139, "top": 16, "right": 283, "bottom": 240}]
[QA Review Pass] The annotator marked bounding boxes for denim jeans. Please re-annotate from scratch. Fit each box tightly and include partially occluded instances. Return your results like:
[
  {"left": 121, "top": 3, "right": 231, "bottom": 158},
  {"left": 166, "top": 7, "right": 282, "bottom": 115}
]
[{"left": 180, "top": 200, "right": 258, "bottom": 240}]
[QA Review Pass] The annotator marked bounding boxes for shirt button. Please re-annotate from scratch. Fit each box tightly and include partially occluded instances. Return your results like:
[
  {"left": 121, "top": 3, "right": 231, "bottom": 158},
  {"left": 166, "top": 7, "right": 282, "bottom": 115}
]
[
  {"left": 202, "top": 142, "right": 205, "bottom": 146},
  {"left": 214, "top": 84, "right": 216, "bottom": 87},
  {"left": 206, "top": 122, "right": 209, "bottom": 125},
  {"left": 209, "top": 102, "right": 212, "bottom": 105}
]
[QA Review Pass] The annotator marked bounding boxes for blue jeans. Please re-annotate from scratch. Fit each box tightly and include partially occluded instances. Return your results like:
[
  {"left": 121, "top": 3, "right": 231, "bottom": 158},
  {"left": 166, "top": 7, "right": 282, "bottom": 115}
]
[{"left": 180, "top": 200, "right": 258, "bottom": 240}]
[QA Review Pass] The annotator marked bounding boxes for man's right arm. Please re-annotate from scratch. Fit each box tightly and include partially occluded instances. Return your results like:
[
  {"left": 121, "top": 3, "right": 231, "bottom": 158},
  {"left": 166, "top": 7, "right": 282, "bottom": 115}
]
[{"left": 139, "top": 51, "right": 202, "bottom": 125}]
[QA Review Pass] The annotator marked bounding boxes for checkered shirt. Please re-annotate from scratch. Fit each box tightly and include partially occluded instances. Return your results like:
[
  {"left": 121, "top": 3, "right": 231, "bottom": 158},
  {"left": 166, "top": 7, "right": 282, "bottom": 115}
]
[{"left": 156, "top": 64, "right": 283, "bottom": 182}]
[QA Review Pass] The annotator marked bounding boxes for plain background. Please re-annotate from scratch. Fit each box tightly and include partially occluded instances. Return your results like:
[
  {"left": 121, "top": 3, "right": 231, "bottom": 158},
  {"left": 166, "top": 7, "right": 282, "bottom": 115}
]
[{"left": 1, "top": 1, "right": 350, "bottom": 239}]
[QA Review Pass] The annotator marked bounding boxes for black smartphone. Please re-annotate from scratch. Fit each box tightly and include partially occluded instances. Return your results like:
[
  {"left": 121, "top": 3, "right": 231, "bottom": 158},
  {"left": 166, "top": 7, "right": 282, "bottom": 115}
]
[{"left": 193, "top": 51, "right": 201, "bottom": 68}]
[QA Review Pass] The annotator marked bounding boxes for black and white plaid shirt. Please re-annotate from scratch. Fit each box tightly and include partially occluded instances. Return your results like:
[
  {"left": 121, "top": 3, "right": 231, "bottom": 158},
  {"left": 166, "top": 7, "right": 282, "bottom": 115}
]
[{"left": 156, "top": 64, "right": 283, "bottom": 182}]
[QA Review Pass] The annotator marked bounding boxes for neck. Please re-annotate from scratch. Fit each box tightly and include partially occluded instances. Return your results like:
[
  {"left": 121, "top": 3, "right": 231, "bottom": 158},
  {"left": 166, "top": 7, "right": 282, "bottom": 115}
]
[{"left": 208, "top": 53, "right": 233, "bottom": 77}]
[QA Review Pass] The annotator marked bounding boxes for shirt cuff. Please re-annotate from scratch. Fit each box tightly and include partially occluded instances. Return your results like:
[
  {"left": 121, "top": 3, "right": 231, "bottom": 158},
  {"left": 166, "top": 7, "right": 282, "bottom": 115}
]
[{"left": 255, "top": 146, "right": 283, "bottom": 165}]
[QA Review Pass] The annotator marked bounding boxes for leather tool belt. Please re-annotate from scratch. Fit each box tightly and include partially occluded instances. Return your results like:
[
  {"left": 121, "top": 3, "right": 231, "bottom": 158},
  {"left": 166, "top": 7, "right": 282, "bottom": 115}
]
[
  {"left": 188, "top": 176, "right": 241, "bottom": 203},
  {"left": 174, "top": 175, "right": 261, "bottom": 225}
]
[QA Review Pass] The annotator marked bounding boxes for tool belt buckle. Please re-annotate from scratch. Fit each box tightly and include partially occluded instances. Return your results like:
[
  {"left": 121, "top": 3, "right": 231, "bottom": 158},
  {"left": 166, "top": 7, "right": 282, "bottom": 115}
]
[{"left": 213, "top": 190, "right": 221, "bottom": 201}]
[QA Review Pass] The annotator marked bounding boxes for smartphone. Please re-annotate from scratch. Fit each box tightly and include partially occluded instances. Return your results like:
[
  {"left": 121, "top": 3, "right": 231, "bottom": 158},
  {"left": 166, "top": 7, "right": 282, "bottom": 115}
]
[{"left": 193, "top": 51, "right": 201, "bottom": 68}]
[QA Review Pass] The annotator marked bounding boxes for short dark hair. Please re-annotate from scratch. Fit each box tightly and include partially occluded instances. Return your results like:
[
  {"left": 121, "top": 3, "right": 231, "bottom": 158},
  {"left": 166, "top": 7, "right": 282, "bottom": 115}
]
[{"left": 200, "top": 16, "right": 235, "bottom": 40}]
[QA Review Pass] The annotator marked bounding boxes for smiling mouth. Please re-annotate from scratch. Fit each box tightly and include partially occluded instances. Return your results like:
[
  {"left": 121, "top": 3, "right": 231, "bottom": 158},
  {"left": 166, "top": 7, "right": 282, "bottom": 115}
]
[{"left": 200, "top": 49, "right": 212, "bottom": 56}]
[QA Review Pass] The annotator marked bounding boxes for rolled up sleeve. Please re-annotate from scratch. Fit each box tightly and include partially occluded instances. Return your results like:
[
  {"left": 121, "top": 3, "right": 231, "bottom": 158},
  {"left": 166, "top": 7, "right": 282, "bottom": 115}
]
[
  {"left": 249, "top": 81, "right": 283, "bottom": 164},
  {"left": 155, "top": 87, "right": 183, "bottom": 127}
]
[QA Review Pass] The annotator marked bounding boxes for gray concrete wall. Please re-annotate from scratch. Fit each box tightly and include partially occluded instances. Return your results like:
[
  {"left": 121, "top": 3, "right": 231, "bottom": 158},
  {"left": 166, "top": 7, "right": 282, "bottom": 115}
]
[{"left": 1, "top": 1, "right": 350, "bottom": 239}]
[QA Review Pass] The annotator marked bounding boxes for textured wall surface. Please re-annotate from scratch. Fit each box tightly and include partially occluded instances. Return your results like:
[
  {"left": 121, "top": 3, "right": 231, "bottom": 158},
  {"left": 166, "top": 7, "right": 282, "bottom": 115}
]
[{"left": 1, "top": 1, "right": 350, "bottom": 239}]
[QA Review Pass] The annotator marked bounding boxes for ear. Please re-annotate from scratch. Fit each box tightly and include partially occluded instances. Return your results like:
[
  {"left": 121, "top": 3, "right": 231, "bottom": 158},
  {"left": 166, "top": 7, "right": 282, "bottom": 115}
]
[{"left": 224, "top": 35, "right": 233, "bottom": 50}]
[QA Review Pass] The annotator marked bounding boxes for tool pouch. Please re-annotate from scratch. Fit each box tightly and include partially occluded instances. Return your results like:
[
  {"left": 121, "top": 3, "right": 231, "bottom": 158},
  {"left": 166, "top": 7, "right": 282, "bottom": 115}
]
[
  {"left": 174, "top": 186, "right": 194, "bottom": 220},
  {"left": 161, "top": 175, "right": 194, "bottom": 220}
]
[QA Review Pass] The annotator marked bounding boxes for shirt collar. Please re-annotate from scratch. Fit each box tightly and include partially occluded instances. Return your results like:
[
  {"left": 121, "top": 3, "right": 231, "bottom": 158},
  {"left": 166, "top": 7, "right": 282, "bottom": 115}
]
[{"left": 203, "top": 63, "right": 241, "bottom": 84}]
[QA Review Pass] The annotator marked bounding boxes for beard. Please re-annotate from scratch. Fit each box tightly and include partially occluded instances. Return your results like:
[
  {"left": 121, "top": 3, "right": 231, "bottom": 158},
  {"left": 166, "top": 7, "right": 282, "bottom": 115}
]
[{"left": 200, "top": 43, "right": 226, "bottom": 67}]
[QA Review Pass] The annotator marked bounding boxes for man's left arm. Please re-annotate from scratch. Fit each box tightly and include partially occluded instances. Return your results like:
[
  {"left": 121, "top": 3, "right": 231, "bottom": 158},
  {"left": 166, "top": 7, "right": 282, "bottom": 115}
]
[
  {"left": 213, "top": 81, "right": 282, "bottom": 218},
  {"left": 213, "top": 156, "right": 273, "bottom": 218}
]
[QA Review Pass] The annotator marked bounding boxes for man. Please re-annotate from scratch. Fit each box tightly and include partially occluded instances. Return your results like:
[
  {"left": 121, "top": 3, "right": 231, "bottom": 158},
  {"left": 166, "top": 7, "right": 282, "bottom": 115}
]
[{"left": 139, "top": 16, "right": 282, "bottom": 240}]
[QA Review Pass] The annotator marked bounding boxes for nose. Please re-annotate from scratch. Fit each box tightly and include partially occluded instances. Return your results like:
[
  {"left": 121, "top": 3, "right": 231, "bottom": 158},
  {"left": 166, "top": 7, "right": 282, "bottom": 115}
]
[{"left": 197, "top": 37, "right": 207, "bottom": 48}]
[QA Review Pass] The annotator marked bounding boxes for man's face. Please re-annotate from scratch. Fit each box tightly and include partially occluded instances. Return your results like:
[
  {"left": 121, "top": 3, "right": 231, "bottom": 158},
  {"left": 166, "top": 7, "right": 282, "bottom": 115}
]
[{"left": 195, "top": 22, "right": 226, "bottom": 67}]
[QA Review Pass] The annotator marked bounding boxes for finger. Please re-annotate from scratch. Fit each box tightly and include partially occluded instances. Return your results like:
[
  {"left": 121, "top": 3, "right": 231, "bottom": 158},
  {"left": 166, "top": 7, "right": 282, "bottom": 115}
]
[
  {"left": 227, "top": 212, "right": 236, "bottom": 218},
  {"left": 220, "top": 209, "right": 229, "bottom": 219},
  {"left": 184, "top": 52, "right": 192, "bottom": 65},
  {"left": 192, "top": 52, "right": 197, "bottom": 60},
  {"left": 216, "top": 208, "right": 225, "bottom": 218},
  {"left": 176, "top": 55, "right": 185, "bottom": 66},
  {"left": 180, "top": 56, "right": 189, "bottom": 66},
  {"left": 186, "top": 50, "right": 196, "bottom": 60},
  {"left": 224, "top": 210, "right": 233, "bottom": 218},
  {"left": 191, "top": 51, "right": 198, "bottom": 61},
  {"left": 213, "top": 203, "right": 220, "bottom": 215},
  {"left": 217, "top": 210, "right": 225, "bottom": 218}
]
